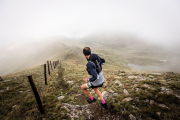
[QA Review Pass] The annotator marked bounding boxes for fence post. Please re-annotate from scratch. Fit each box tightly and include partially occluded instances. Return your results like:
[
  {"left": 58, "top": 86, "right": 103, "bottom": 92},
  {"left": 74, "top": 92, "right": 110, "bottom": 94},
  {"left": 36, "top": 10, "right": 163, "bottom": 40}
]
[
  {"left": 53, "top": 61, "right": 55, "bottom": 69},
  {"left": 53, "top": 61, "right": 54, "bottom": 69},
  {"left": 47, "top": 61, "right": 50, "bottom": 75},
  {"left": 55, "top": 61, "right": 57, "bottom": 68},
  {"left": 27, "top": 75, "right": 45, "bottom": 114},
  {"left": 50, "top": 61, "right": 53, "bottom": 70},
  {"left": 44, "top": 64, "right": 47, "bottom": 85}
]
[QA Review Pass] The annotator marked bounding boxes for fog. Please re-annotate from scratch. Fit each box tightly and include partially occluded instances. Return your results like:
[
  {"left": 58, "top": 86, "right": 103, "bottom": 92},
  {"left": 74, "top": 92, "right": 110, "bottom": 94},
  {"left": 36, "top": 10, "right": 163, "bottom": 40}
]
[
  {"left": 1, "top": 0, "right": 180, "bottom": 75},
  {"left": 0, "top": 0, "right": 180, "bottom": 47}
]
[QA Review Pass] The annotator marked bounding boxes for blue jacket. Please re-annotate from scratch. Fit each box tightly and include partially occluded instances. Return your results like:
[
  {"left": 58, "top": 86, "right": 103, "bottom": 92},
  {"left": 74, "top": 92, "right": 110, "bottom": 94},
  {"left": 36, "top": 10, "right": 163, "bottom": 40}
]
[{"left": 86, "top": 54, "right": 105, "bottom": 82}]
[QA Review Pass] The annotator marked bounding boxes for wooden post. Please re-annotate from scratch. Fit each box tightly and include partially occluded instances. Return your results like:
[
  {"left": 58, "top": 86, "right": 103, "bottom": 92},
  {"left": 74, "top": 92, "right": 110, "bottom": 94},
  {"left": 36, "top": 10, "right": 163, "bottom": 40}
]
[
  {"left": 27, "top": 75, "right": 45, "bottom": 114},
  {"left": 44, "top": 64, "right": 47, "bottom": 85},
  {"left": 47, "top": 61, "right": 50, "bottom": 75},
  {"left": 53, "top": 61, "right": 55, "bottom": 69},
  {"left": 50, "top": 61, "right": 53, "bottom": 70}
]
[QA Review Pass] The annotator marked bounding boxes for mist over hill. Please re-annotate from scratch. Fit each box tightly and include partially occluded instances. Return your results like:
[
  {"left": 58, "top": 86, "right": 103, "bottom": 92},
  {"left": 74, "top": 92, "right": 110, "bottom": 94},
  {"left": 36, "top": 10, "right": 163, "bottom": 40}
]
[
  {"left": 80, "top": 32, "right": 180, "bottom": 73},
  {"left": 0, "top": 37, "right": 71, "bottom": 76}
]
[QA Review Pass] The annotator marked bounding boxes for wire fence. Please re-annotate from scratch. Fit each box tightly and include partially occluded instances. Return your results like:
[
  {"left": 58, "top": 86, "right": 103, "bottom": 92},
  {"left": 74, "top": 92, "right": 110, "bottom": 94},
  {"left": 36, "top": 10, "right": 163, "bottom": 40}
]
[{"left": 0, "top": 60, "right": 59, "bottom": 120}]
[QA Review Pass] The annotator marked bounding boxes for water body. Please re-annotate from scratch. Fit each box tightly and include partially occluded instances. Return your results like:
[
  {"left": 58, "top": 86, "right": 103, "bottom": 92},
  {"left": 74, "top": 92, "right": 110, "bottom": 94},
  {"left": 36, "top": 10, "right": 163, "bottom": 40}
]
[{"left": 128, "top": 63, "right": 169, "bottom": 71}]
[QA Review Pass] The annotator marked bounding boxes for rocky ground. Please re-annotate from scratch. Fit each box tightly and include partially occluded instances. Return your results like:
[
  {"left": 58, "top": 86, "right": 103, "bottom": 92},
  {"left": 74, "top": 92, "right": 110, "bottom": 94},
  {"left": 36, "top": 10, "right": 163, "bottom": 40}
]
[
  {"left": 1, "top": 62, "right": 180, "bottom": 120},
  {"left": 54, "top": 63, "right": 180, "bottom": 120}
]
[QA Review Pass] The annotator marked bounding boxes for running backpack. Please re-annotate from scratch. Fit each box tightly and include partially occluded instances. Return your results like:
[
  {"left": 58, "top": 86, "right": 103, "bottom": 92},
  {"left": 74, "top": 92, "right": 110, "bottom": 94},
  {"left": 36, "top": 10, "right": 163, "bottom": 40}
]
[{"left": 87, "top": 56, "right": 102, "bottom": 75}]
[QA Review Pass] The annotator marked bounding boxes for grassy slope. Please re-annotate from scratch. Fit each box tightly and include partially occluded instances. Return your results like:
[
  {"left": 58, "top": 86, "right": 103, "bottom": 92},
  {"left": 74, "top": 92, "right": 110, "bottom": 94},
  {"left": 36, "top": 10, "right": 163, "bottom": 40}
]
[{"left": 0, "top": 40, "right": 180, "bottom": 119}]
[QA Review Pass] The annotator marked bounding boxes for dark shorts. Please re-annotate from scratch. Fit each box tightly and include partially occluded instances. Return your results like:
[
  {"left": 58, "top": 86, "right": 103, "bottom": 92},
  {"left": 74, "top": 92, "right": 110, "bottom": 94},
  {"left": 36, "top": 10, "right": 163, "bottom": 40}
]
[{"left": 86, "top": 82, "right": 104, "bottom": 89}]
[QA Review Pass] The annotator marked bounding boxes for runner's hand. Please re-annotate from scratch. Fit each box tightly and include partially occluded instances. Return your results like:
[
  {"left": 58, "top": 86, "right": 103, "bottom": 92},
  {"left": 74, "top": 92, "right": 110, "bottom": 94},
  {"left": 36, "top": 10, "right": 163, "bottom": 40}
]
[{"left": 84, "top": 77, "right": 88, "bottom": 83}]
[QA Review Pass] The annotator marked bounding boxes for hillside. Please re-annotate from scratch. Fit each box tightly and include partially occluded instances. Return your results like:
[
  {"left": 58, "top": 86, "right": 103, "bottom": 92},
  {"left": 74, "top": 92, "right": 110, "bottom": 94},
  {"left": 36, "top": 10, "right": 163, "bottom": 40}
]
[
  {"left": 0, "top": 39, "right": 180, "bottom": 119},
  {"left": 80, "top": 33, "right": 180, "bottom": 73},
  {"left": 0, "top": 38, "right": 71, "bottom": 76}
]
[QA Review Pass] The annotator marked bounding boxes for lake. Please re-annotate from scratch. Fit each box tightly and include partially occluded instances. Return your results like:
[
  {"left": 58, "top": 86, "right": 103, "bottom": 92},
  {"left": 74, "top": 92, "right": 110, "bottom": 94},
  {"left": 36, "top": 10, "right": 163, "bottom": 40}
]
[{"left": 128, "top": 63, "right": 169, "bottom": 71}]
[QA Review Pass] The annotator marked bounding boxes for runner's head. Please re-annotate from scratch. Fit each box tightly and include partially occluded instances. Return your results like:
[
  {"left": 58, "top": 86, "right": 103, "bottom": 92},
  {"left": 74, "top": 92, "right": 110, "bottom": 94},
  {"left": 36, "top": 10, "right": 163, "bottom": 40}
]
[{"left": 83, "top": 47, "right": 91, "bottom": 59}]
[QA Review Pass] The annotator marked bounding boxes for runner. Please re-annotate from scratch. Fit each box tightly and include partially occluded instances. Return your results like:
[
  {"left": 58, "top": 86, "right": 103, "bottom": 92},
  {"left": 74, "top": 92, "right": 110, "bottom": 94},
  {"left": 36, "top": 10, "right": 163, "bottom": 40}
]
[{"left": 81, "top": 47, "right": 108, "bottom": 108}]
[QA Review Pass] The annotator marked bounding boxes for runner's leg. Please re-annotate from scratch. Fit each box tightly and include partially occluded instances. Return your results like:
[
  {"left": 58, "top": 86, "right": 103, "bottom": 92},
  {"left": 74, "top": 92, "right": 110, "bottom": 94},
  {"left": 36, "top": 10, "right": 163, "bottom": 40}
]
[
  {"left": 93, "top": 88, "right": 103, "bottom": 100},
  {"left": 81, "top": 84, "right": 91, "bottom": 97}
]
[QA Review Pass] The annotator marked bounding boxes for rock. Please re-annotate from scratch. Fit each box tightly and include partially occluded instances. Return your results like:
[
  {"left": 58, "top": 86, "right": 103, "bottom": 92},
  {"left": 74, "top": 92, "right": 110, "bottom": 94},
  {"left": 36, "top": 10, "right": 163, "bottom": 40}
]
[
  {"left": 129, "top": 114, "right": 136, "bottom": 120},
  {"left": 90, "top": 90, "right": 95, "bottom": 94},
  {"left": 109, "top": 90, "right": 114, "bottom": 93},
  {"left": 152, "top": 73, "right": 162, "bottom": 75},
  {"left": 131, "top": 105, "right": 139, "bottom": 110},
  {"left": 6, "top": 87, "right": 9, "bottom": 90},
  {"left": 160, "top": 87, "right": 173, "bottom": 94},
  {"left": 165, "top": 72, "right": 174, "bottom": 75},
  {"left": 128, "top": 76, "right": 138, "bottom": 79},
  {"left": 102, "top": 91, "right": 112, "bottom": 100},
  {"left": 12, "top": 105, "right": 17, "bottom": 108},
  {"left": 156, "top": 112, "right": 161, "bottom": 116},
  {"left": 123, "top": 97, "right": 133, "bottom": 102},
  {"left": 57, "top": 96, "right": 64, "bottom": 100},
  {"left": 176, "top": 95, "right": 180, "bottom": 99},
  {"left": 2, "top": 80, "right": 11, "bottom": 82},
  {"left": 67, "top": 81, "right": 74, "bottom": 84},
  {"left": 150, "top": 100, "right": 154, "bottom": 104},
  {"left": 0, "top": 77, "right": 3, "bottom": 81},
  {"left": 143, "top": 84, "right": 150, "bottom": 88},
  {"left": 19, "top": 91, "right": 23, "bottom": 94},
  {"left": 158, "top": 104, "right": 170, "bottom": 109},
  {"left": 135, "top": 88, "right": 139, "bottom": 91},
  {"left": 114, "top": 80, "right": 123, "bottom": 87},
  {"left": 62, "top": 103, "right": 94, "bottom": 119},
  {"left": 113, "top": 93, "right": 118, "bottom": 96},
  {"left": 114, "top": 76, "right": 122, "bottom": 79},
  {"left": 145, "top": 99, "right": 149, "bottom": 103},
  {"left": 54, "top": 81, "right": 59, "bottom": 84},
  {"left": 148, "top": 75, "right": 154, "bottom": 78},
  {"left": 119, "top": 73, "right": 125, "bottom": 75},
  {"left": 123, "top": 89, "right": 129, "bottom": 95},
  {"left": 121, "top": 71, "right": 125, "bottom": 73}
]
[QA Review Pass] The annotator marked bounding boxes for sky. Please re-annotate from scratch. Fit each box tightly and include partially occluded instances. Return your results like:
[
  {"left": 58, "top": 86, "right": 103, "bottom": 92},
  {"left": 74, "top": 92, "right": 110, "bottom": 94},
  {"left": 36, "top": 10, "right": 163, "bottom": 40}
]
[{"left": 0, "top": 0, "right": 180, "bottom": 48}]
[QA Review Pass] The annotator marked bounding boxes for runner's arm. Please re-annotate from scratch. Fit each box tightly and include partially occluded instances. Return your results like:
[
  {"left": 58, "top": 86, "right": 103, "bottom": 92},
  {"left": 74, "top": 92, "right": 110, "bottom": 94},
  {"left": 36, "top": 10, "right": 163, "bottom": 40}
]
[
  {"left": 87, "top": 63, "right": 97, "bottom": 82},
  {"left": 98, "top": 56, "right": 105, "bottom": 65}
]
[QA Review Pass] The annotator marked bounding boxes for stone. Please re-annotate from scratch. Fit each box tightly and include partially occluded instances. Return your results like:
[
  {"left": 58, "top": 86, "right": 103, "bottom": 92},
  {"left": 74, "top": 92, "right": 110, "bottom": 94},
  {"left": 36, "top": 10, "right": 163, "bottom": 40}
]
[
  {"left": 123, "top": 97, "right": 133, "bottom": 102},
  {"left": 114, "top": 76, "right": 122, "bottom": 79},
  {"left": 67, "top": 81, "right": 74, "bottom": 84},
  {"left": 128, "top": 76, "right": 138, "bottom": 79},
  {"left": 145, "top": 99, "right": 149, "bottom": 103},
  {"left": 148, "top": 75, "right": 154, "bottom": 78},
  {"left": 156, "top": 112, "right": 161, "bottom": 116},
  {"left": 131, "top": 105, "right": 139, "bottom": 110},
  {"left": 152, "top": 73, "right": 162, "bottom": 75},
  {"left": 176, "top": 95, "right": 180, "bottom": 99},
  {"left": 19, "top": 91, "right": 23, "bottom": 94},
  {"left": 150, "top": 100, "right": 154, "bottom": 104},
  {"left": 114, "top": 80, "right": 123, "bottom": 87},
  {"left": 57, "top": 96, "right": 64, "bottom": 100},
  {"left": 143, "top": 84, "right": 150, "bottom": 88},
  {"left": 119, "top": 73, "right": 125, "bottom": 75},
  {"left": 158, "top": 104, "right": 170, "bottom": 109},
  {"left": 109, "top": 90, "right": 114, "bottom": 93},
  {"left": 113, "top": 93, "right": 119, "bottom": 96},
  {"left": 54, "top": 81, "right": 59, "bottom": 84},
  {"left": 12, "top": 105, "right": 17, "bottom": 108},
  {"left": 6, "top": 87, "right": 9, "bottom": 90},
  {"left": 129, "top": 114, "right": 136, "bottom": 120},
  {"left": 102, "top": 91, "right": 112, "bottom": 100},
  {"left": 165, "top": 72, "right": 174, "bottom": 75},
  {"left": 123, "top": 89, "right": 129, "bottom": 95},
  {"left": 160, "top": 87, "right": 173, "bottom": 94}
]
